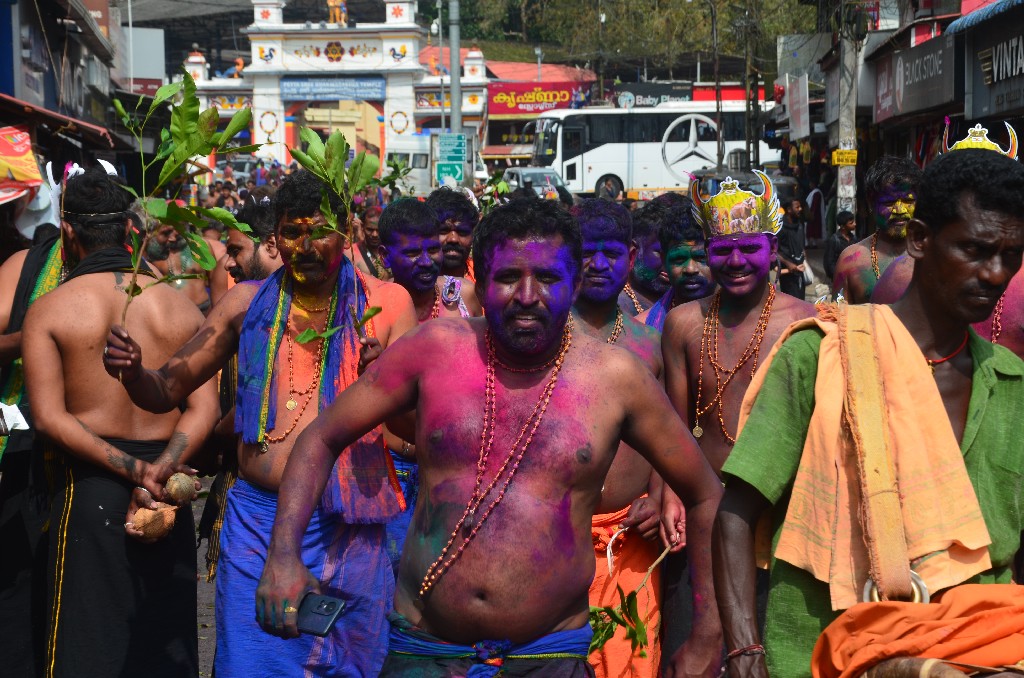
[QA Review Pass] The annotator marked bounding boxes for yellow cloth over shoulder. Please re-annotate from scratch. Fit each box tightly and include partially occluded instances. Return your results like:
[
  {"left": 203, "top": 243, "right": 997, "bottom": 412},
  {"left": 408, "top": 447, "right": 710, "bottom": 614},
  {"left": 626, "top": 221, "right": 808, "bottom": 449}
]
[{"left": 737, "top": 303, "right": 992, "bottom": 610}]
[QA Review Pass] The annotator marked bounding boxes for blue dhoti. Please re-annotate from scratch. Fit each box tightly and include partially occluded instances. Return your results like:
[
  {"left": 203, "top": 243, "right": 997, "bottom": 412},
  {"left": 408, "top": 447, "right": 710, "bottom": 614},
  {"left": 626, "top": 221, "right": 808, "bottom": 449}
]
[
  {"left": 384, "top": 448, "right": 419, "bottom": 579},
  {"left": 381, "top": 611, "right": 595, "bottom": 677},
  {"left": 215, "top": 479, "right": 393, "bottom": 677}
]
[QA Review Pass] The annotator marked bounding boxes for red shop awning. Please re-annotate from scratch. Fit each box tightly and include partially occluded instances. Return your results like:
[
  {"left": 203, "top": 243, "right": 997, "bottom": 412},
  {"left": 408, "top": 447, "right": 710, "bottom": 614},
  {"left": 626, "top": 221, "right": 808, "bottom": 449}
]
[{"left": 0, "top": 93, "right": 115, "bottom": 149}]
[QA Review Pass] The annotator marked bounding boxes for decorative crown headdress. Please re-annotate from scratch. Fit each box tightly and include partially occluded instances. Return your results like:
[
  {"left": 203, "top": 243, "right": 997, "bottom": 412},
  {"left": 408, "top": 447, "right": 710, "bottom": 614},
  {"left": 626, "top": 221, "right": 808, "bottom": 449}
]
[
  {"left": 942, "top": 120, "right": 1018, "bottom": 159},
  {"left": 690, "top": 170, "right": 783, "bottom": 238}
]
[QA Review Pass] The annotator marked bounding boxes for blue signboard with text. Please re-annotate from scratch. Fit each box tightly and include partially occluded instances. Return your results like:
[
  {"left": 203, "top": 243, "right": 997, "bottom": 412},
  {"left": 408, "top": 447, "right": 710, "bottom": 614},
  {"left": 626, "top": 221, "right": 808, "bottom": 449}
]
[{"left": 280, "top": 76, "right": 387, "bottom": 102}]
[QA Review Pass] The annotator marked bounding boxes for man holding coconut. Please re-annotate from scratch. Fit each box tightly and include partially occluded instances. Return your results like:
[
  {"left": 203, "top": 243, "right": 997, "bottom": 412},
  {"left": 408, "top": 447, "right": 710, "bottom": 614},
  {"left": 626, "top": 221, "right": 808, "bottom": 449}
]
[
  {"left": 256, "top": 198, "right": 725, "bottom": 677},
  {"left": 21, "top": 165, "right": 220, "bottom": 678},
  {"left": 102, "top": 169, "right": 417, "bottom": 676}
]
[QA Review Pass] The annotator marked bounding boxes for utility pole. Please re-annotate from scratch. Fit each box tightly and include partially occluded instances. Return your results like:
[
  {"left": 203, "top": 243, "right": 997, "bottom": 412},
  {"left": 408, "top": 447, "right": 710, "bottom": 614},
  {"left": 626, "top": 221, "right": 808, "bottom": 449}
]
[
  {"left": 743, "top": 7, "right": 752, "bottom": 168},
  {"left": 448, "top": 0, "right": 464, "bottom": 182},
  {"left": 691, "top": 0, "right": 722, "bottom": 167},
  {"left": 711, "top": 0, "right": 722, "bottom": 169},
  {"left": 598, "top": 0, "right": 606, "bottom": 99},
  {"left": 436, "top": 0, "right": 445, "bottom": 130},
  {"left": 837, "top": 0, "right": 860, "bottom": 214}
]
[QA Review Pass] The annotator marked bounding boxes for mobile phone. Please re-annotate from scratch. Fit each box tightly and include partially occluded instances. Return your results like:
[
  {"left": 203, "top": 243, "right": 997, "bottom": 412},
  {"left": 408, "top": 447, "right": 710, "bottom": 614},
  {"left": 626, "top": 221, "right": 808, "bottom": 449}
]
[{"left": 297, "top": 593, "right": 346, "bottom": 636}]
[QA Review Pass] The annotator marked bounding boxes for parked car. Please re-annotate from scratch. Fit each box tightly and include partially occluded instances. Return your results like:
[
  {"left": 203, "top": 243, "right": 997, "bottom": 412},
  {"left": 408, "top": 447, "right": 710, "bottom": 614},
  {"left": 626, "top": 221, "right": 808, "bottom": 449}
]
[
  {"left": 214, "top": 156, "right": 257, "bottom": 185},
  {"left": 501, "top": 167, "right": 566, "bottom": 197}
]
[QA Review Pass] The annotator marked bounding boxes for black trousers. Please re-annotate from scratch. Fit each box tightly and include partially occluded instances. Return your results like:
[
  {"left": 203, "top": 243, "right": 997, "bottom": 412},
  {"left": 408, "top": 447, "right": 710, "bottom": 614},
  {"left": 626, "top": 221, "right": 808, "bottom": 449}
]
[{"left": 779, "top": 271, "right": 806, "bottom": 299}]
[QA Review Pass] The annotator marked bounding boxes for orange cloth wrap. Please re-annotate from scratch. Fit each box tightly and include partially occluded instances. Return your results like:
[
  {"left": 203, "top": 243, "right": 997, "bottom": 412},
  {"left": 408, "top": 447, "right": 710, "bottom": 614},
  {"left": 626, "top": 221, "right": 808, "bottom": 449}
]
[
  {"left": 812, "top": 584, "right": 1024, "bottom": 677},
  {"left": 589, "top": 504, "right": 662, "bottom": 678},
  {"left": 738, "top": 304, "right": 992, "bottom": 610}
]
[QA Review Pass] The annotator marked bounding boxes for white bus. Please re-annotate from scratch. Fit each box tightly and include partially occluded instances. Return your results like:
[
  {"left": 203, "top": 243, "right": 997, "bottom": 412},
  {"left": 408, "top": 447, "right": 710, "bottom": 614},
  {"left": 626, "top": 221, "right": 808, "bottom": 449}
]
[{"left": 530, "top": 101, "right": 778, "bottom": 198}]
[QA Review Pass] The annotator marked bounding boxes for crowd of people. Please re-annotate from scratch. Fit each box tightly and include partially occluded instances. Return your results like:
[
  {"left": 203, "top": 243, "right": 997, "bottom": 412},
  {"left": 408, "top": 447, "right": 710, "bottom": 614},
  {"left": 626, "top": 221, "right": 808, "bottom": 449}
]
[{"left": 0, "top": 122, "right": 1023, "bottom": 678}]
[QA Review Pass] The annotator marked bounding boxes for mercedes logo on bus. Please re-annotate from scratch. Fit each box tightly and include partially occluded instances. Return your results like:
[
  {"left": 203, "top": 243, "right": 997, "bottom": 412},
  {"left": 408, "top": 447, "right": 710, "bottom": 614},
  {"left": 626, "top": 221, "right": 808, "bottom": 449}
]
[{"left": 661, "top": 113, "right": 719, "bottom": 184}]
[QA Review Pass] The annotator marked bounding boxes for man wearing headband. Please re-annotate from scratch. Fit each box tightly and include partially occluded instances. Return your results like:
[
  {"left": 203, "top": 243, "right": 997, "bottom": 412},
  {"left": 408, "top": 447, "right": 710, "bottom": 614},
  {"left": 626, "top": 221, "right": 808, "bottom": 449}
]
[{"left": 21, "top": 165, "right": 219, "bottom": 678}]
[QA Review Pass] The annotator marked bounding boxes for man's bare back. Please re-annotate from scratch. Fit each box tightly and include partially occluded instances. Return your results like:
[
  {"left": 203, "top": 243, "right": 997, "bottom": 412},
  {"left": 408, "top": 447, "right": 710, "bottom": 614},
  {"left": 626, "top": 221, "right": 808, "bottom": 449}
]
[
  {"left": 24, "top": 270, "right": 207, "bottom": 442},
  {"left": 664, "top": 290, "right": 815, "bottom": 474}
]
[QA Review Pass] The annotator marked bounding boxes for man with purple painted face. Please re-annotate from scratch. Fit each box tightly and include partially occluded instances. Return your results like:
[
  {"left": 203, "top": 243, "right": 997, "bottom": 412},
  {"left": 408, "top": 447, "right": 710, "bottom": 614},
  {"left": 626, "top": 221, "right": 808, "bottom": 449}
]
[
  {"left": 257, "top": 198, "right": 725, "bottom": 677},
  {"left": 663, "top": 175, "right": 815, "bottom": 477},
  {"left": 618, "top": 201, "right": 672, "bottom": 317},
  {"left": 378, "top": 198, "right": 482, "bottom": 325},
  {"left": 659, "top": 174, "right": 814, "bottom": 674},
  {"left": 569, "top": 198, "right": 680, "bottom": 677},
  {"left": 832, "top": 156, "right": 922, "bottom": 303},
  {"left": 375, "top": 198, "right": 483, "bottom": 580}
]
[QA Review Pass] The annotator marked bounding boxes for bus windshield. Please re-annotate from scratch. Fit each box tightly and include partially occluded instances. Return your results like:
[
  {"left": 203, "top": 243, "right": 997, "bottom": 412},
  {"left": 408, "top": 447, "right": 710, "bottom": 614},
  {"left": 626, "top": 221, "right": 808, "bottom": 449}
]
[{"left": 532, "top": 119, "right": 559, "bottom": 166}]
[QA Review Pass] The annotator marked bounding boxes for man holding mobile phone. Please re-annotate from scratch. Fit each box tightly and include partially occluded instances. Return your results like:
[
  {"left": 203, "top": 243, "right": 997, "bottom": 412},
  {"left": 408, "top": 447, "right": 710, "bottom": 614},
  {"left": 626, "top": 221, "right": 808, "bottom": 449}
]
[{"left": 257, "top": 198, "right": 725, "bottom": 677}]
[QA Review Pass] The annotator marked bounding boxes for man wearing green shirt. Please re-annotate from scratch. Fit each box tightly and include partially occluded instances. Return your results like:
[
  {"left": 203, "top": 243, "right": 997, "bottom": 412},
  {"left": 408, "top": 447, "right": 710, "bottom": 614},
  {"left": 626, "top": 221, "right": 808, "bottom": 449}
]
[{"left": 713, "top": 148, "right": 1024, "bottom": 677}]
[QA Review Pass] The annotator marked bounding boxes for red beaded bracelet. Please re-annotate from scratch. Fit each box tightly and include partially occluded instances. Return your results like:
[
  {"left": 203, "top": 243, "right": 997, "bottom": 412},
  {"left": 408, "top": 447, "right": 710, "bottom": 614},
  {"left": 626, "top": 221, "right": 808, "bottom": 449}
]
[{"left": 724, "top": 644, "right": 766, "bottom": 663}]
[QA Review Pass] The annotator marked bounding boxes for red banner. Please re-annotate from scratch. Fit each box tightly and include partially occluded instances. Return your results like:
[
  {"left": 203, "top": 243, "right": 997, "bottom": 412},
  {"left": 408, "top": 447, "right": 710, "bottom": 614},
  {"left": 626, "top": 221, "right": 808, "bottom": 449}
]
[{"left": 488, "top": 81, "right": 592, "bottom": 118}]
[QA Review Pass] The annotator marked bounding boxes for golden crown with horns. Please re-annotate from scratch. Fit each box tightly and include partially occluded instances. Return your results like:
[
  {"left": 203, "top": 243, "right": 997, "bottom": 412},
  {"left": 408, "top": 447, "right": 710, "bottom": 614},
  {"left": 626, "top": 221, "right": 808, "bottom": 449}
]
[
  {"left": 690, "top": 170, "right": 784, "bottom": 238},
  {"left": 942, "top": 121, "right": 1018, "bottom": 159}
]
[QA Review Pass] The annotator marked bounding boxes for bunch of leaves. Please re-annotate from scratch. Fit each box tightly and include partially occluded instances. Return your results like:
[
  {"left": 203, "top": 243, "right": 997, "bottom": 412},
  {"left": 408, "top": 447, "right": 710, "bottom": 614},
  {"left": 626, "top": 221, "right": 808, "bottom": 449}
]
[
  {"left": 588, "top": 540, "right": 671, "bottom": 658},
  {"left": 288, "top": 128, "right": 379, "bottom": 235},
  {"left": 288, "top": 128, "right": 410, "bottom": 343},
  {"left": 112, "top": 69, "right": 259, "bottom": 324},
  {"left": 478, "top": 174, "right": 510, "bottom": 216}
]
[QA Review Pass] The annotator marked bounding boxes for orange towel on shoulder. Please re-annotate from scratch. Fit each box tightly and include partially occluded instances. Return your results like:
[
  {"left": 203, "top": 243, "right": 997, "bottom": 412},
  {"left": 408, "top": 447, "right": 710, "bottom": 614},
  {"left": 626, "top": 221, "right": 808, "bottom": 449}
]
[
  {"left": 812, "top": 584, "right": 1024, "bottom": 678},
  {"left": 738, "top": 304, "right": 992, "bottom": 610},
  {"left": 589, "top": 505, "right": 662, "bottom": 678}
]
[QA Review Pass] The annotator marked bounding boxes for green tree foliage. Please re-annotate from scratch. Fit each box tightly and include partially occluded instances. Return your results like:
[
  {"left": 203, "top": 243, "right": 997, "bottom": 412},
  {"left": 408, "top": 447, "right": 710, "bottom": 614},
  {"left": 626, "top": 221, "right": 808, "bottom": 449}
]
[{"left": 450, "top": 0, "right": 815, "bottom": 79}]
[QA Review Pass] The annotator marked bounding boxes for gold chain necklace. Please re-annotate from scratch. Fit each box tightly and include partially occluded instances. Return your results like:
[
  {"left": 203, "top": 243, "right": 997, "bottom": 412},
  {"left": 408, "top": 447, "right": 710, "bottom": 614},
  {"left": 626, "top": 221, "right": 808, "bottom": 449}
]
[
  {"left": 293, "top": 295, "right": 330, "bottom": 313},
  {"left": 263, "top": 317, "right": 327, "bottom": 451},
  {"left": 624, "top": 284, "right": 645, "bottom": 314},
  {"left": 870, "top": 232, "right": 881, "bottom": 279},
  {"left": 693, "top": 287, "right": 775, "bottom": 443},
  {"left": 418, "top": 316, "right": 574, "bottom": 598},
  {"left": 607, "top": 308, "right": 624, "bottom": 344}
]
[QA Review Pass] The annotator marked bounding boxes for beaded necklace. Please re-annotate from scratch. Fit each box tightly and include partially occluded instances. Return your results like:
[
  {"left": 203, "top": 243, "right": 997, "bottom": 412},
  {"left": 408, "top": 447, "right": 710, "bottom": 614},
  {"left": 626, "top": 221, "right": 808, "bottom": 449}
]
[
  {"left": 416, "top": 287, "right": 440, "bottom": 323},
  {"left": 418, "top": 316, "right": 574, "bottom": 598},
  {"left": 692, "top": 286, "right": 776, "bottom": 443},
  {"left": 925, "top": 332, "right": 969, "bottom": 373},
  {"left": 991, "top": 295, "right": 1005, "bottom": 345},
  {"left": 267, "top": 316, "right": 327, "bottom": 444}
]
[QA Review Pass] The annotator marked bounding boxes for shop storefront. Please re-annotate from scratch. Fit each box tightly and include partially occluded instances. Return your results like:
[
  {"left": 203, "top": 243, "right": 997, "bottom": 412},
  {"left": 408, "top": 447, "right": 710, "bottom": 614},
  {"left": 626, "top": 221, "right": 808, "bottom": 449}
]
[
  {"left": 957, "top": 2, "right": 1024, "bottom": 124},
  {"left": 873, "top": 32, "right": 963, "bottom": 162}
]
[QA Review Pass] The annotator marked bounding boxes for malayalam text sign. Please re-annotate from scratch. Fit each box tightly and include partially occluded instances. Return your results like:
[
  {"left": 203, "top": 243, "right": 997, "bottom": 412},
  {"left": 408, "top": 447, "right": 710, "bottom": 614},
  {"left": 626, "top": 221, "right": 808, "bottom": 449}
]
[{"left": 488, "top": 81, "right": 592, "bottom": 118}]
